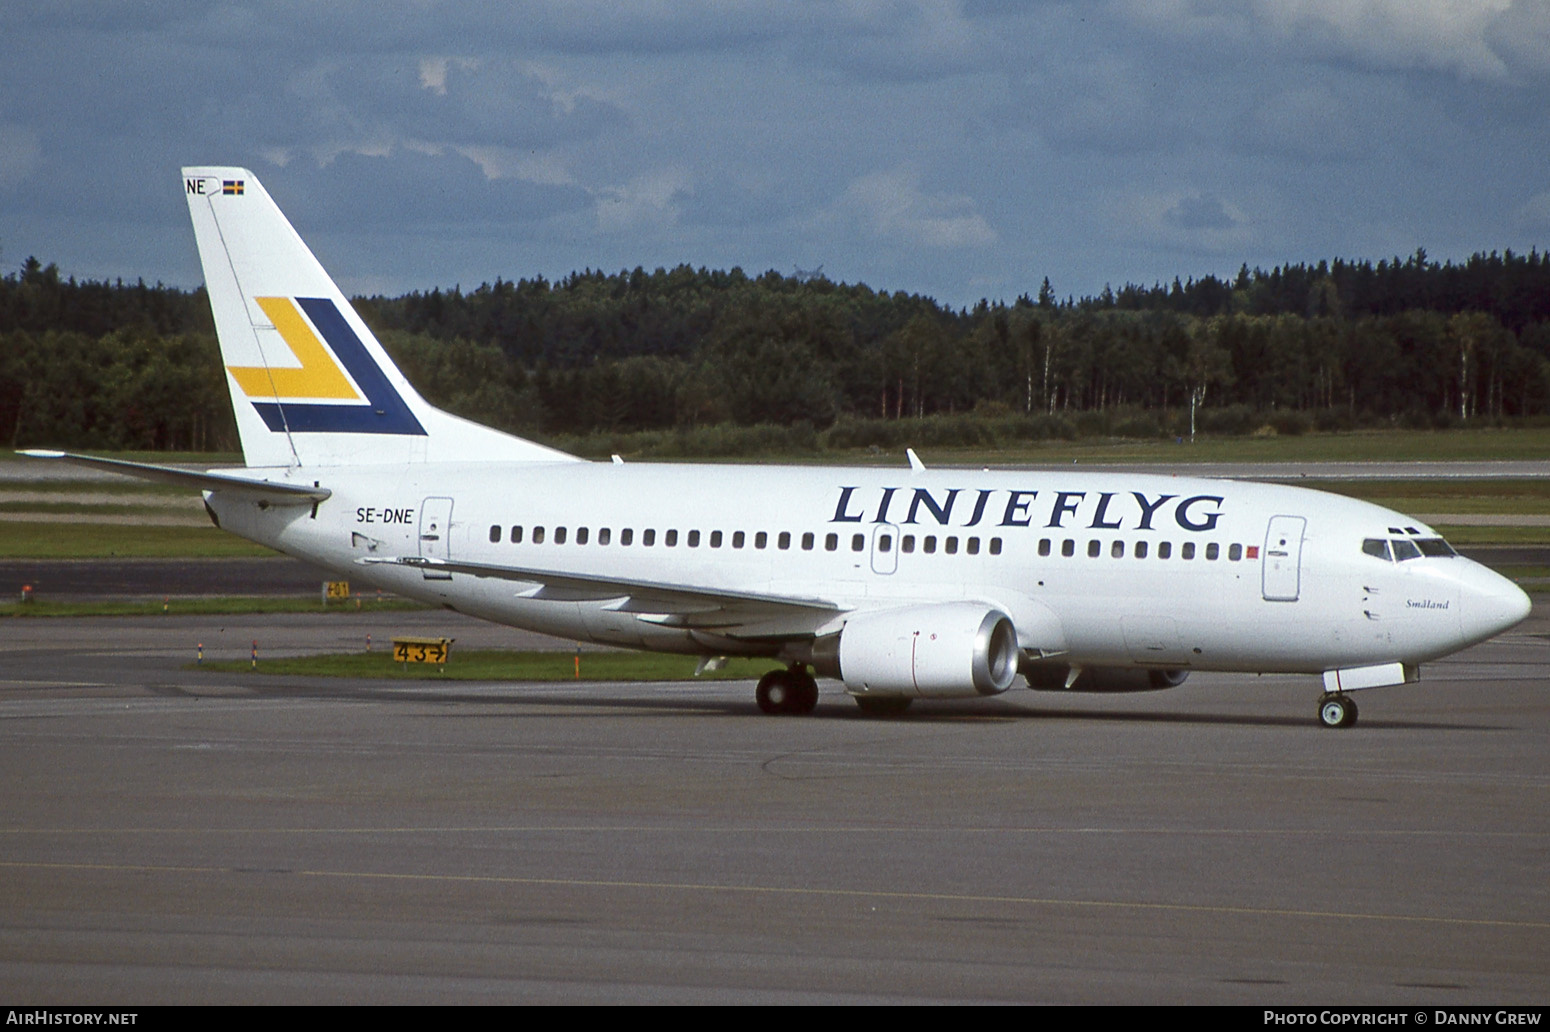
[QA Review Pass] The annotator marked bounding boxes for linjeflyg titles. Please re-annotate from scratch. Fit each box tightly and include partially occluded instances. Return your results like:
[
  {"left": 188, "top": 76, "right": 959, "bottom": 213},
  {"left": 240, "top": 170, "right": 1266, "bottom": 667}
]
[{"left": 829, "top": 485, "right": 1225, "bottom": 533}]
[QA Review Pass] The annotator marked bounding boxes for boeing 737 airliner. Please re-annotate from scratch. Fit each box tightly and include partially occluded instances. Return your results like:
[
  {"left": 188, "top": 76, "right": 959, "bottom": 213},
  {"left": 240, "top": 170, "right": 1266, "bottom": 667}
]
[{"left": 25, "top": 168, "right": 1534, "bottom": 727}]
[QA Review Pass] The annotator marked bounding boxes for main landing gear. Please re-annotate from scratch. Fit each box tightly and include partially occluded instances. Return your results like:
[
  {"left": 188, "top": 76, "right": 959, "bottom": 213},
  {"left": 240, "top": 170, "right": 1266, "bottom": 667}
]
[
  {"left": 1318, "top": 693, "right": 1359, "bottom": 729},
  {"left": 756, "top": 665, "right": 820, "bottom": 715}
]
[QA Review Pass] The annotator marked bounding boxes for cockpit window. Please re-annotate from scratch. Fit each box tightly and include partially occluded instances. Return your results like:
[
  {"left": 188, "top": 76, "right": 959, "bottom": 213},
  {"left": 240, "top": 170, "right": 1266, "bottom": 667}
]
[
  {"left": 1416, "top": 538, "right": 1457, "bottom": 557},
  {"left": 1392, "top": 538, "right": 1422, "bottom": 561},
  {"left": 1362, "top": 538, "right": 1392, "bottom": 561}
]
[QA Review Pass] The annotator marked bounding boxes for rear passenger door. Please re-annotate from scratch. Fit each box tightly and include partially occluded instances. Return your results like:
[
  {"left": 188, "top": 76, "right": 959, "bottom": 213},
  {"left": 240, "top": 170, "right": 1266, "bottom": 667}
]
[{"left": 418, "top": 496, "right": 455, "bottom": 580}]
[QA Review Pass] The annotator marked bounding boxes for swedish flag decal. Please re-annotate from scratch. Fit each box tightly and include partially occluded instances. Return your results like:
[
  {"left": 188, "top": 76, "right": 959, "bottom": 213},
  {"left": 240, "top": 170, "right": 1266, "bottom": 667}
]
[
  {"left": 226, "top": 297, "right": 426, "bottom": 436},
  {"left": 222, "top": 180, "right": 244, "bottom": 195}
]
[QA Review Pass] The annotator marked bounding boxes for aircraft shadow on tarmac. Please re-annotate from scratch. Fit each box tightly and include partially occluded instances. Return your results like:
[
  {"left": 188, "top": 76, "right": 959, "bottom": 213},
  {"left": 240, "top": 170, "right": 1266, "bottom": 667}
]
[{"left": 161, "top": 676, "right": 1503, "bottom": 731}]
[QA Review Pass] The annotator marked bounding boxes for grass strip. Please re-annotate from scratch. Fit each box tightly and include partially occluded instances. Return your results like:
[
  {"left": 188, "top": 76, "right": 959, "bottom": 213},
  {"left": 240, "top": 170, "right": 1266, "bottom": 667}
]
[
  {"left": 192, "top": 649, "right": 771, "bottom": 682},
  {"left": 0, "top": 523, "right": 278, "bottom": 558},
  {"left": 0, "top": 597, "right": 429, "bottom": 618},
  {"left": 1429, "top": 525, "right": 1550, "bottom": 545},
  {"left": 0, "top": 501, "right": 202, "bottom": 516}
]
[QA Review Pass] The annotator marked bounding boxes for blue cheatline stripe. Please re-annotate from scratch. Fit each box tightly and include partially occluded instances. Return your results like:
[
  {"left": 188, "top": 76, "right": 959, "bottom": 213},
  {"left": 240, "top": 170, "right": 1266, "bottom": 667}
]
[{"left": 250, "top": 298, "right": 427, "bottom": 436}]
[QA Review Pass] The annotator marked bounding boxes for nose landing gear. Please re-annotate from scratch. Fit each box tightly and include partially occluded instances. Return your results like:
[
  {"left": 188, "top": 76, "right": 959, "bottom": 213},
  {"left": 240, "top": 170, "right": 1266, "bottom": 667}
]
[
  {"left": 755, "top": 665, "right": 820, "bottom": 715},
  {"left": 1318, "top": 693, "right": 1359, "bottom": 728}
]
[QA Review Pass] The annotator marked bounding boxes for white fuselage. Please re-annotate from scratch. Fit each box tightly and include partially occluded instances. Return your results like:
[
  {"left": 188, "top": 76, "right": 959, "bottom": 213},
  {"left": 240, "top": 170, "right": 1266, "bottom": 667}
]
[{"left": 206, "top": 462, "right": 1529, "bottom": 677}]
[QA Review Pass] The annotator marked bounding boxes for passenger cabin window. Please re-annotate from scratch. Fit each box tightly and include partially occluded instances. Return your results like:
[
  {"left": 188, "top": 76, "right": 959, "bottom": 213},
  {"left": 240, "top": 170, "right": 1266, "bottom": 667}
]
[
  {"left": 824, "top": 533, "right": 838, "bottom": 552},
  {"left": 687, "top": 530, "right": 700, "bottom": 547},
  {"left": 852, "top": 533, "right": 865, "bottom": 552},
  {"left": 1111, "top": 540, "right": 1124, "bottom": 559},
  {"left": 598, "top": 528, "right": 611, "bottom": 545},
  {"left": 555, "top": 526, "right": 568, "bottom": 545},
  {"left": 642, "top": 529, "right": 655, "bottom": 546},
  {"left": 1228, "top": 543, "right": 1242, "bottom": 561},
  {"left": 754, "top": 531, "right": 766, "bottom": 549},
  {"left": 902, "top": 535, "right": 916, "bottom": 553},
  {"left": 1181, "top": 542, "right": 1194, "bottom": 559},
  {"left": 1061, "top": 539, "right": 1075, "bottom": 557},
  {"left": 1135, "top": 541, "right": 1148, "bottom": 559},
  {"left": 945, "top": 537, "right": 958, "bottom": 555},
  {"left": 923, "top": 536, "right": 937, "bottom": 554},
  {"left": 533, "top": 526, "right": 546, "bottom": 544},
  {"left": 489, "top": 525, "right": 501, "bottom": 543},
  {"left": 621, "top": 528, "right": 633, "bottom": 546},
  {"left": 878, "top": 534, "right": 892, "bottom": 553},
  {"left": 576, "top": 527, "right": 589, "bottom": 545},
  {"left": 778, "top": 532, "right": 791, "bottom": 550},
  {"left": 802, "top": 532, "right": 814, "bottom": 551},
  {"left": 1087, "top": 540, "right": 1101, "bottom": 558},
  {"left": 665, "top": 530, "right": 679, "bottom": 547},
  {"left": 966, "top": 537, "right": 979, "bottom": 555},
  {"left": 989, "top": 538, "right": 1002, "bottom": 555},
  {"left": 1038, "top": 539, "right": 1051, "bottom": 557},
  {"left": 1158, "top": 541, "right": 1171, "bottom": 559},
  {"left": 1205, "top": 543, "right": 1218, "bottom": 560},
  {"left": 510, "top": 525, "right": 523, "bottom": 544}
]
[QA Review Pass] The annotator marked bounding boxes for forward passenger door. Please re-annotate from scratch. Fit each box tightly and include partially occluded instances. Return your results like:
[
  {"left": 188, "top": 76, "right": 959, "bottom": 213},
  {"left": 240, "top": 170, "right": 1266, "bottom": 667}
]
[{"left": 1262, "top": 515, "right": 1306, "bottom": 602}]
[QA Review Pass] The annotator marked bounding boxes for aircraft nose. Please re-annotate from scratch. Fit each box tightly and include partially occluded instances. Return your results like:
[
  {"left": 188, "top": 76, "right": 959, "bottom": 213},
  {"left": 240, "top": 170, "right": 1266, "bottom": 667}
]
[{"left": 1460, "top": 563, "right": 1532, "bottom": 643}]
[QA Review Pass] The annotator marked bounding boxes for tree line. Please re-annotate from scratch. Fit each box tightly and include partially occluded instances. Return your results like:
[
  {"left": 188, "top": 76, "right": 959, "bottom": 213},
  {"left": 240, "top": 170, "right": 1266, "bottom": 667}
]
[{"left": 4, "top": 247, "right": 1550, "bottom": 454}]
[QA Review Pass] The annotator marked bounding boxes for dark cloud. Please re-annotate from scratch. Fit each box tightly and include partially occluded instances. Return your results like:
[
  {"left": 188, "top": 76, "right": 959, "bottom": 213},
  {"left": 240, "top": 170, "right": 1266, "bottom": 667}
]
[
  {"left": 271, "top": 148, "right": 591, "bottom": 231},
  {"left": 0, "top": 1, "right": 1546, "bottom": 307},
  {"left": 677, "top": 176, "right": 805, "bottom": 231}
]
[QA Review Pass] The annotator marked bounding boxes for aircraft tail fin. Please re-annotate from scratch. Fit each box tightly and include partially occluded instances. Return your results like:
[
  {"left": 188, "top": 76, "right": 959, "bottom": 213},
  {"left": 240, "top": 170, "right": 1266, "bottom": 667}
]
[{"left": 182, "top": 166, "right": 578, "bottom": 468}]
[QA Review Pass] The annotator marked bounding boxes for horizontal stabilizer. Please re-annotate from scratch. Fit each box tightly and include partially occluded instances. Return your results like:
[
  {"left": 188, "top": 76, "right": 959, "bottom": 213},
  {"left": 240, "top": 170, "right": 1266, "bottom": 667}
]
[{"left": 20, "top": 451, "right": 331, "bottom": 504}]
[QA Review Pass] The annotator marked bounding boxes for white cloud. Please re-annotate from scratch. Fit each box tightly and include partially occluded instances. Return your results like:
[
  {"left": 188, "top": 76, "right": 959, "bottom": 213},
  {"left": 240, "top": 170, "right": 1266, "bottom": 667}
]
[
  {"left": 0, "top": 124, "right": 42, "bottom": 190},
  {"left": 417, "top": 56, "right": 478, "bottom": 95},
  {"left": 1256, "top": 0, "right": 1515, "bottom": 79},
  {"left": 596, "top": 168, "right": 690, "bottom": 232},
  {"left": 1518, "top": 191, "right": 1550, "bottom": 229},
  {"left": 1129, "top": 0, "right": 1538, "bottom": 81},
  {"left": 453, "top": 146, "right": 577, "bottom": 187},
  {"left": 1485, "top": 0, "right": 1550, "bottom": 75},
  {"left": 257, "top": 146, "right": 294, "bottom": 167},
  {"left": 840, "top": 169, "right": 996, "bottom": 248}
]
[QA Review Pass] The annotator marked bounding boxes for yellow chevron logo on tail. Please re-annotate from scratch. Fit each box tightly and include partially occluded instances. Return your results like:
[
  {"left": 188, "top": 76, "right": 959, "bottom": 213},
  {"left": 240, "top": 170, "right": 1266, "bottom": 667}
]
[{"left": 226, "top": 297, "right": 360, "bottom": 402}]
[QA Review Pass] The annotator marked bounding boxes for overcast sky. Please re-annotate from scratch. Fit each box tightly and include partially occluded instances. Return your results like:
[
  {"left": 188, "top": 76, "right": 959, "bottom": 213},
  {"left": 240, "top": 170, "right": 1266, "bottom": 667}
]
[{"left": 2, "top": 1, "right": 1548, "bottom": 308}]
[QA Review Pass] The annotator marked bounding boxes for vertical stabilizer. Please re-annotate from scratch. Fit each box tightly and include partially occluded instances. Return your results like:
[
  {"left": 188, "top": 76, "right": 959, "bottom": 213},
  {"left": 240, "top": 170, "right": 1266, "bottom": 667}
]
[{"left": 182, "top": 166, "right": 578, "bottom": 467}]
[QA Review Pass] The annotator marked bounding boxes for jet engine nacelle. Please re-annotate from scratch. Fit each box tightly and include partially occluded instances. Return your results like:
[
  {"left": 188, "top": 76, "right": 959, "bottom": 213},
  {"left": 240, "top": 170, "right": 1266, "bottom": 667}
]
[
  {"left": 1023, "top": 661, "right": 1189, "bottom": 693},
  {"left": 838, "top": 602, "right": 1020, "bottom": 698}
]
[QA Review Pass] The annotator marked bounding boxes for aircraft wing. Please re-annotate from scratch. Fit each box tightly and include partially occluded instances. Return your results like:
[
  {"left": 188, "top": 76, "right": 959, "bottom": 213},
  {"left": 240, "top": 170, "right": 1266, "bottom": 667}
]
[
  {"left": 358, "top": 555, "right": 842, "bottom": 635},
  {"left": 20, "top": 450, "right": 331, "bottom": 505}
]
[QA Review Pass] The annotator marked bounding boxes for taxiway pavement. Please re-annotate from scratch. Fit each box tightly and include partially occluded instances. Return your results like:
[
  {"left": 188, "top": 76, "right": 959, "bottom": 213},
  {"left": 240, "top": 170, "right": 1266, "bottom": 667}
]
[{"left": 1, "top": 608, "right": 1547, "bottom": 1003}]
